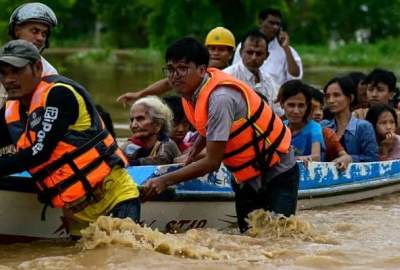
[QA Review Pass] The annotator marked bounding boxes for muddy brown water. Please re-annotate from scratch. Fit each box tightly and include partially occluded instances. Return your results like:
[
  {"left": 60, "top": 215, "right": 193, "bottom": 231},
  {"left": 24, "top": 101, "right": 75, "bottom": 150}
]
[{"left": 1, "top": 193, "right": 400, "bottom": 269}]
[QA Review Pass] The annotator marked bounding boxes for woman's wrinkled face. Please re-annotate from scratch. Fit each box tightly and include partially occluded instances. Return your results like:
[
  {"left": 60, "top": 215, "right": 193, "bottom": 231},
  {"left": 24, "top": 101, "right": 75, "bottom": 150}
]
[{"left": 129, "top": 104, "right": 160, "bottom": 139}]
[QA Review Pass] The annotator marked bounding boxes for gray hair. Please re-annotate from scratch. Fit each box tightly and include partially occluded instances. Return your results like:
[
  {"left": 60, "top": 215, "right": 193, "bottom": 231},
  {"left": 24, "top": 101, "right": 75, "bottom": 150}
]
[{"left": 131, "top": 95, "right": 173, "bottom": 135}]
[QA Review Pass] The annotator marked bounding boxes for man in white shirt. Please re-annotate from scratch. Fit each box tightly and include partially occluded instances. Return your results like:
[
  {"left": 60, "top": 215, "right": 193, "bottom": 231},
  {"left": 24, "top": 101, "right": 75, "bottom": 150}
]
[
  {"left": 233, "top": 8, "right": 302, "bottom": 87},
  {"left": 224, "top": 29, "right": 284, "bottom": 116},
  {"left": 1, "top": 2, "right": 58, "bottom": 108}
]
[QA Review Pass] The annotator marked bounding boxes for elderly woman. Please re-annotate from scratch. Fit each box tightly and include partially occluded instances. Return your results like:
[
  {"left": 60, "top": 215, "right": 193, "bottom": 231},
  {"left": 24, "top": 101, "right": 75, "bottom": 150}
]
[{"left": 123, "top": 96, "right": 181, "bottom": 165}]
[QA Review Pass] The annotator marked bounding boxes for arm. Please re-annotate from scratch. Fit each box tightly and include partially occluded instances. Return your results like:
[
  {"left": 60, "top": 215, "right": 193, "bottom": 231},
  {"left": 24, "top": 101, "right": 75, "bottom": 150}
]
[
  {"left": 142, "top": 141, "right": 226, "bottom": 200},
  {"left": 116, "top": 78, "right": 172, "bottom": 106},
  {"left": 297, "top": 142, "right": 321, "bottom": 162},
  {"left": 0, "top": 107, "right": 12, "bottom": 148},
  {"left": 143, "top": 86, "right": 240, "bottom": 200},
  {"left": 0, "top": 87, "right": 78, "bottom": 176},
  {"left": 279, "top": 32, "right": 301, "bottom": 78},
  {"left": 333, "top": 150, "right": 352, "bottom": 170}
]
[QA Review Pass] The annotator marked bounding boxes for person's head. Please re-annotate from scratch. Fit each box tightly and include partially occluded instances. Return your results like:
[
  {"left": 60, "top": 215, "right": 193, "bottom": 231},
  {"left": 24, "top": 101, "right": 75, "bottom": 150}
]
[
  {"left": 348, "top": 71, "right": 367, "bottom": 108},
  {"left": 258, "top": 8, "right": 282, "bottom": 41},
  {"left": 278, "top": 80, "right": 312, "bottom": 125},
  {"left": 366, "top": 104, "right": 398, "bottom": 141},
  {"left": 239, "top": 29, "right": 269, "bottom": 74},
  {"left": 364, "top": 68, "right": 397, "bottom": 106},
  {"left": 129, "top": 96, "right": 173, "bottom": 141},
  {"left": 9, "top": 3, "right": 57, "bottom": 51},
  {"left": 309, "top": 86, "right": 324, "bottom": 122},
  {"left": 163, "top": 96, "right": 191, "bottom": 142},
  {"left": 323, "top": 76, "right": 356, "bottom": 115},
  {"left": 205, "top": 27, "right": 235, "bottom": 69},
  {"left": 164, "top": 37, "right": 209, "bottom": 99},
  {"left": 0, "top": 39, "right": 43, "bottom": 103}
]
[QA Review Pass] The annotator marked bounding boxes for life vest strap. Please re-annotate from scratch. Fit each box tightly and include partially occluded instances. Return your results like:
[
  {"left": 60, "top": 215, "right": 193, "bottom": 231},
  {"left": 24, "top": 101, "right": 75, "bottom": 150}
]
[
  {"left": 36, "top": 142, "right": 118, "bottom": 208},
  {"left": 228, "top": 100, "right": 264, "bottom": 140},
  {"left": 225, "top": 116, "right": 287, "bottom": 174},
  {"left": 225, "top": 110, "right": 276, "bottom": 159},
  {"left": 32, "top": 129, "right": 109, "bottom": 180}
]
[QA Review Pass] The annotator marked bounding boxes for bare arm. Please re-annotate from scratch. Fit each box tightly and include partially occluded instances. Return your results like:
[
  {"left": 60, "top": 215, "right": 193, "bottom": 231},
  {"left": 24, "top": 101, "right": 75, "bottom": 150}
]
[
  {"left": 297, "top": 141, "right": 321, "bottom": 162},
  {"left": 333, "top": 150, "right": 352, "bottom": 171},
  {"left": 279, "top": 32, "right": 300, "bottom": 77},
  {"left": 116, "top": 78, "right": 172, "bottom": 106},
  {"left": 142, "top": 141, "right": 226, "bottom": 201}
]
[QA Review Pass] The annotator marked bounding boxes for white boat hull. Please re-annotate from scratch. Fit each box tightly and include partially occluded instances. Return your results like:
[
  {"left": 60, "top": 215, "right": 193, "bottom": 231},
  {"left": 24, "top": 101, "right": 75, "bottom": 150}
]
[{"left": 2, "top": 160, "right": 400, "bottom": 240}]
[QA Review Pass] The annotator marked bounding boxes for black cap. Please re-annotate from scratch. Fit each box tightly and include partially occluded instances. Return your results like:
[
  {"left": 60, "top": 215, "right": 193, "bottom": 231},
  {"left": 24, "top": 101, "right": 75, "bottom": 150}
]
[{"left": 0, "top": 39, "right": 40, "bottom": 68}]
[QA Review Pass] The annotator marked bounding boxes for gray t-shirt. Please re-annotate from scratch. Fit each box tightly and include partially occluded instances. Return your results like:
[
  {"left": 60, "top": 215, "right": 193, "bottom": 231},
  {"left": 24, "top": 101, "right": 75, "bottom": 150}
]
[{"left": 206, "top": 85, "right": 296, "bottom": 190}]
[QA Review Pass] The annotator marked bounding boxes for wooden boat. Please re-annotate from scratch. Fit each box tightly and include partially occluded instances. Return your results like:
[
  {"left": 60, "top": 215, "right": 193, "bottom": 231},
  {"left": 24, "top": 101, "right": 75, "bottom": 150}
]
[{"left": 1, "top": 160, "right": 400, "bottom": 241}]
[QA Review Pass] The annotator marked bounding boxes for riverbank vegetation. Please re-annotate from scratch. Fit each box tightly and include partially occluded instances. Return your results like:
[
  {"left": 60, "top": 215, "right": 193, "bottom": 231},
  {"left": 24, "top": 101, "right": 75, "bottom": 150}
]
[
  {"left": 3, "top": 0, "right": 400, "bottom": 71},
  {"left": 2, "top": 1, "right": 400, "bottom": 48}
]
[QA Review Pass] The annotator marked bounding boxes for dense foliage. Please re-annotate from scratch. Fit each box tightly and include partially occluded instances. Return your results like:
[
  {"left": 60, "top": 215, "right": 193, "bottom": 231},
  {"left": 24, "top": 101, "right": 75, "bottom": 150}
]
[{"left": 0, "top": 0, "right": 399, "bottom": 49}]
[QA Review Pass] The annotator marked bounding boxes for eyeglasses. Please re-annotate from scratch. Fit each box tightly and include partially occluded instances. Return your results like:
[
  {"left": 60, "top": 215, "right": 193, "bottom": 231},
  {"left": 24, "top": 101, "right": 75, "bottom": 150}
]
[{"left": 162, "top": 65, "right": 191, "bottom": 78}]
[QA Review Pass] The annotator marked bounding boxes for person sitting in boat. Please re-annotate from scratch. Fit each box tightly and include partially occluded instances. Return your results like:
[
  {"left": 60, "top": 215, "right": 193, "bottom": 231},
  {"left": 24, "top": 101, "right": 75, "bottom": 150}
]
[
  {"left": 142, "top": 37, "right": 299, "bottom": 233},
  {"left": 117, "top": 26, "right": 236, "bottom": 106},
  {"left": 348, "top": 71, "right": 367, "bottom": 110},
  {"left": 366, "top": 104, "right": 400, "bottom": 161},
  {"left": 321, "top": 76, "right": 379, "bottom": 162},
  {"left": 353, "top": 69, "right": 400, "bottom": 131},
  {"left": 309, "top": 86, "right": 352, "bottom": 170},
  {"left": 0, "top": 40, "right": 140, "bottom": 237},
  {"left": 163, "top": 96, "right": 193, "bottom": 153},
  {"left": 279, "top": 80, "right": 324, "bottom": 162},
  {"left": 123, "top": 96, "right": 181, "bottom": 165}
]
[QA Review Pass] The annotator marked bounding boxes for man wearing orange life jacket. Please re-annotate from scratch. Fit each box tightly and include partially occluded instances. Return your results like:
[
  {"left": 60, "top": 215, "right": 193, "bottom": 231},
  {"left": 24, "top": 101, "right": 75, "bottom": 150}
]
[
  {"left": 143, "top": 37, "right": 299, "bottom": 232},
  {"left": 0, "top": 40, "right": 140, "bottom": 236}
]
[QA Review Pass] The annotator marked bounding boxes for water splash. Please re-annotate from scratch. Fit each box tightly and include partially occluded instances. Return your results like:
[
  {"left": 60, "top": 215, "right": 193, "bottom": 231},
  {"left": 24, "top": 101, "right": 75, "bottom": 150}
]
[
  {"left": 79, "top": 216, "right": 226, "bottom": 260},
  {"left": 246, "top": 209, "right": 338, "bottom": 244}
]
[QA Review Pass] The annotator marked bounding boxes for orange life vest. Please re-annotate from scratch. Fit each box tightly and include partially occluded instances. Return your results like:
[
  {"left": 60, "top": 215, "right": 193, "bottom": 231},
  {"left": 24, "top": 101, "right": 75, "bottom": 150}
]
[
  {"left": 182, "top": 68, "right": 291, "bottom": 182},
  {"left": 5, "top": 75, "right": 128, "bottom": 211}
]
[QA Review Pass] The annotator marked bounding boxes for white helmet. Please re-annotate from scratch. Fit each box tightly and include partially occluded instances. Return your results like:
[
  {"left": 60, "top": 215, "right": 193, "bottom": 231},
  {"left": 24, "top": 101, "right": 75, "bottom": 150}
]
[{"left": 9, "top": 2, "right": 57, "bottom": 47}]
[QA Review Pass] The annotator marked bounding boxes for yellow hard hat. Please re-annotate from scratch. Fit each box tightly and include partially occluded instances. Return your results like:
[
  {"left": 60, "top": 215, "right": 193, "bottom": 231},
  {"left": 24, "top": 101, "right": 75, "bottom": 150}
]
[{"left": 205, "top": 27, "right": 236, "bottom": 49}]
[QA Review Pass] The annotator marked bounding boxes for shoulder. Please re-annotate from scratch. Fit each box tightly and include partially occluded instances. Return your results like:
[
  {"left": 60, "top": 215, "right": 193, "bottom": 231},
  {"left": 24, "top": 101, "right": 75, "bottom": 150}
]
[
  {"left": 40, "top": 56, "right": 58, "bottom": 76},
  {"left": 308, "top": 120, "right": 322, "bottom": 129},
  {"left": 223, "top": 64, "right": 239, "bottom": 75},
  {"left": 320, "top": 119, "right": 334, "bottom": 128},
  {"left": 209, "top": 85, "right": 243, "bottom": 100},
  {"left": 354, "top": 118, "right": 375, "bottom": 132}
]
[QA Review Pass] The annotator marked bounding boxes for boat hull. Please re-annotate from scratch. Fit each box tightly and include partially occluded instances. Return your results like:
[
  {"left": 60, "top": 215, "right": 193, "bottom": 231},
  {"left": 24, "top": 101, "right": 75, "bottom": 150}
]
[{"left": 1, "top": 160, "right": 400, "bottom": 240}]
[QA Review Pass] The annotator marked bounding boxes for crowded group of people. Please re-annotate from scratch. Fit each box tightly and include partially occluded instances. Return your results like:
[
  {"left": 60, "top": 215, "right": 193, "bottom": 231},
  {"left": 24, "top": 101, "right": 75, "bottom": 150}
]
[{"left": 0, "top": 3, "right": 399, "bottom": 237}]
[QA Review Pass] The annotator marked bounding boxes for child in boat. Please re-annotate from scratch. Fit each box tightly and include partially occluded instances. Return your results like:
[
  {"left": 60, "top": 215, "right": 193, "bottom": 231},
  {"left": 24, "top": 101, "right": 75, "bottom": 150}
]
[
  {"left": 366, "top": 104, "right": 400, "bottom": 161},
  {"left": 309, "top": 86, "right": 352, "bottom": 170},
  {"left": 279, "top": 80, "right": 325, "bottom": 161},
  {"left": 321, "top": 76, "right": 379, "bottom": 162},
  {"left": 353, "top": 69, "right": 400, "bottom": 133},
  {"left": 163, "top": 96, "right": 194, "bottom": 152},
  {"left": 123, "top": 96, "right": 181, "bottom": 165}
]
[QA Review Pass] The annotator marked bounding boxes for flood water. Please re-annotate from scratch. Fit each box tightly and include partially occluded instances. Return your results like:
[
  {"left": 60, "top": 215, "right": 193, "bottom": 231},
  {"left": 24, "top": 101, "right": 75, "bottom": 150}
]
[
  {"left": 1, "top": 193, "right": 399, "bottom": 269},
  {"left": 1, "top": 50, "right": 398, "bottom": 269}
]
